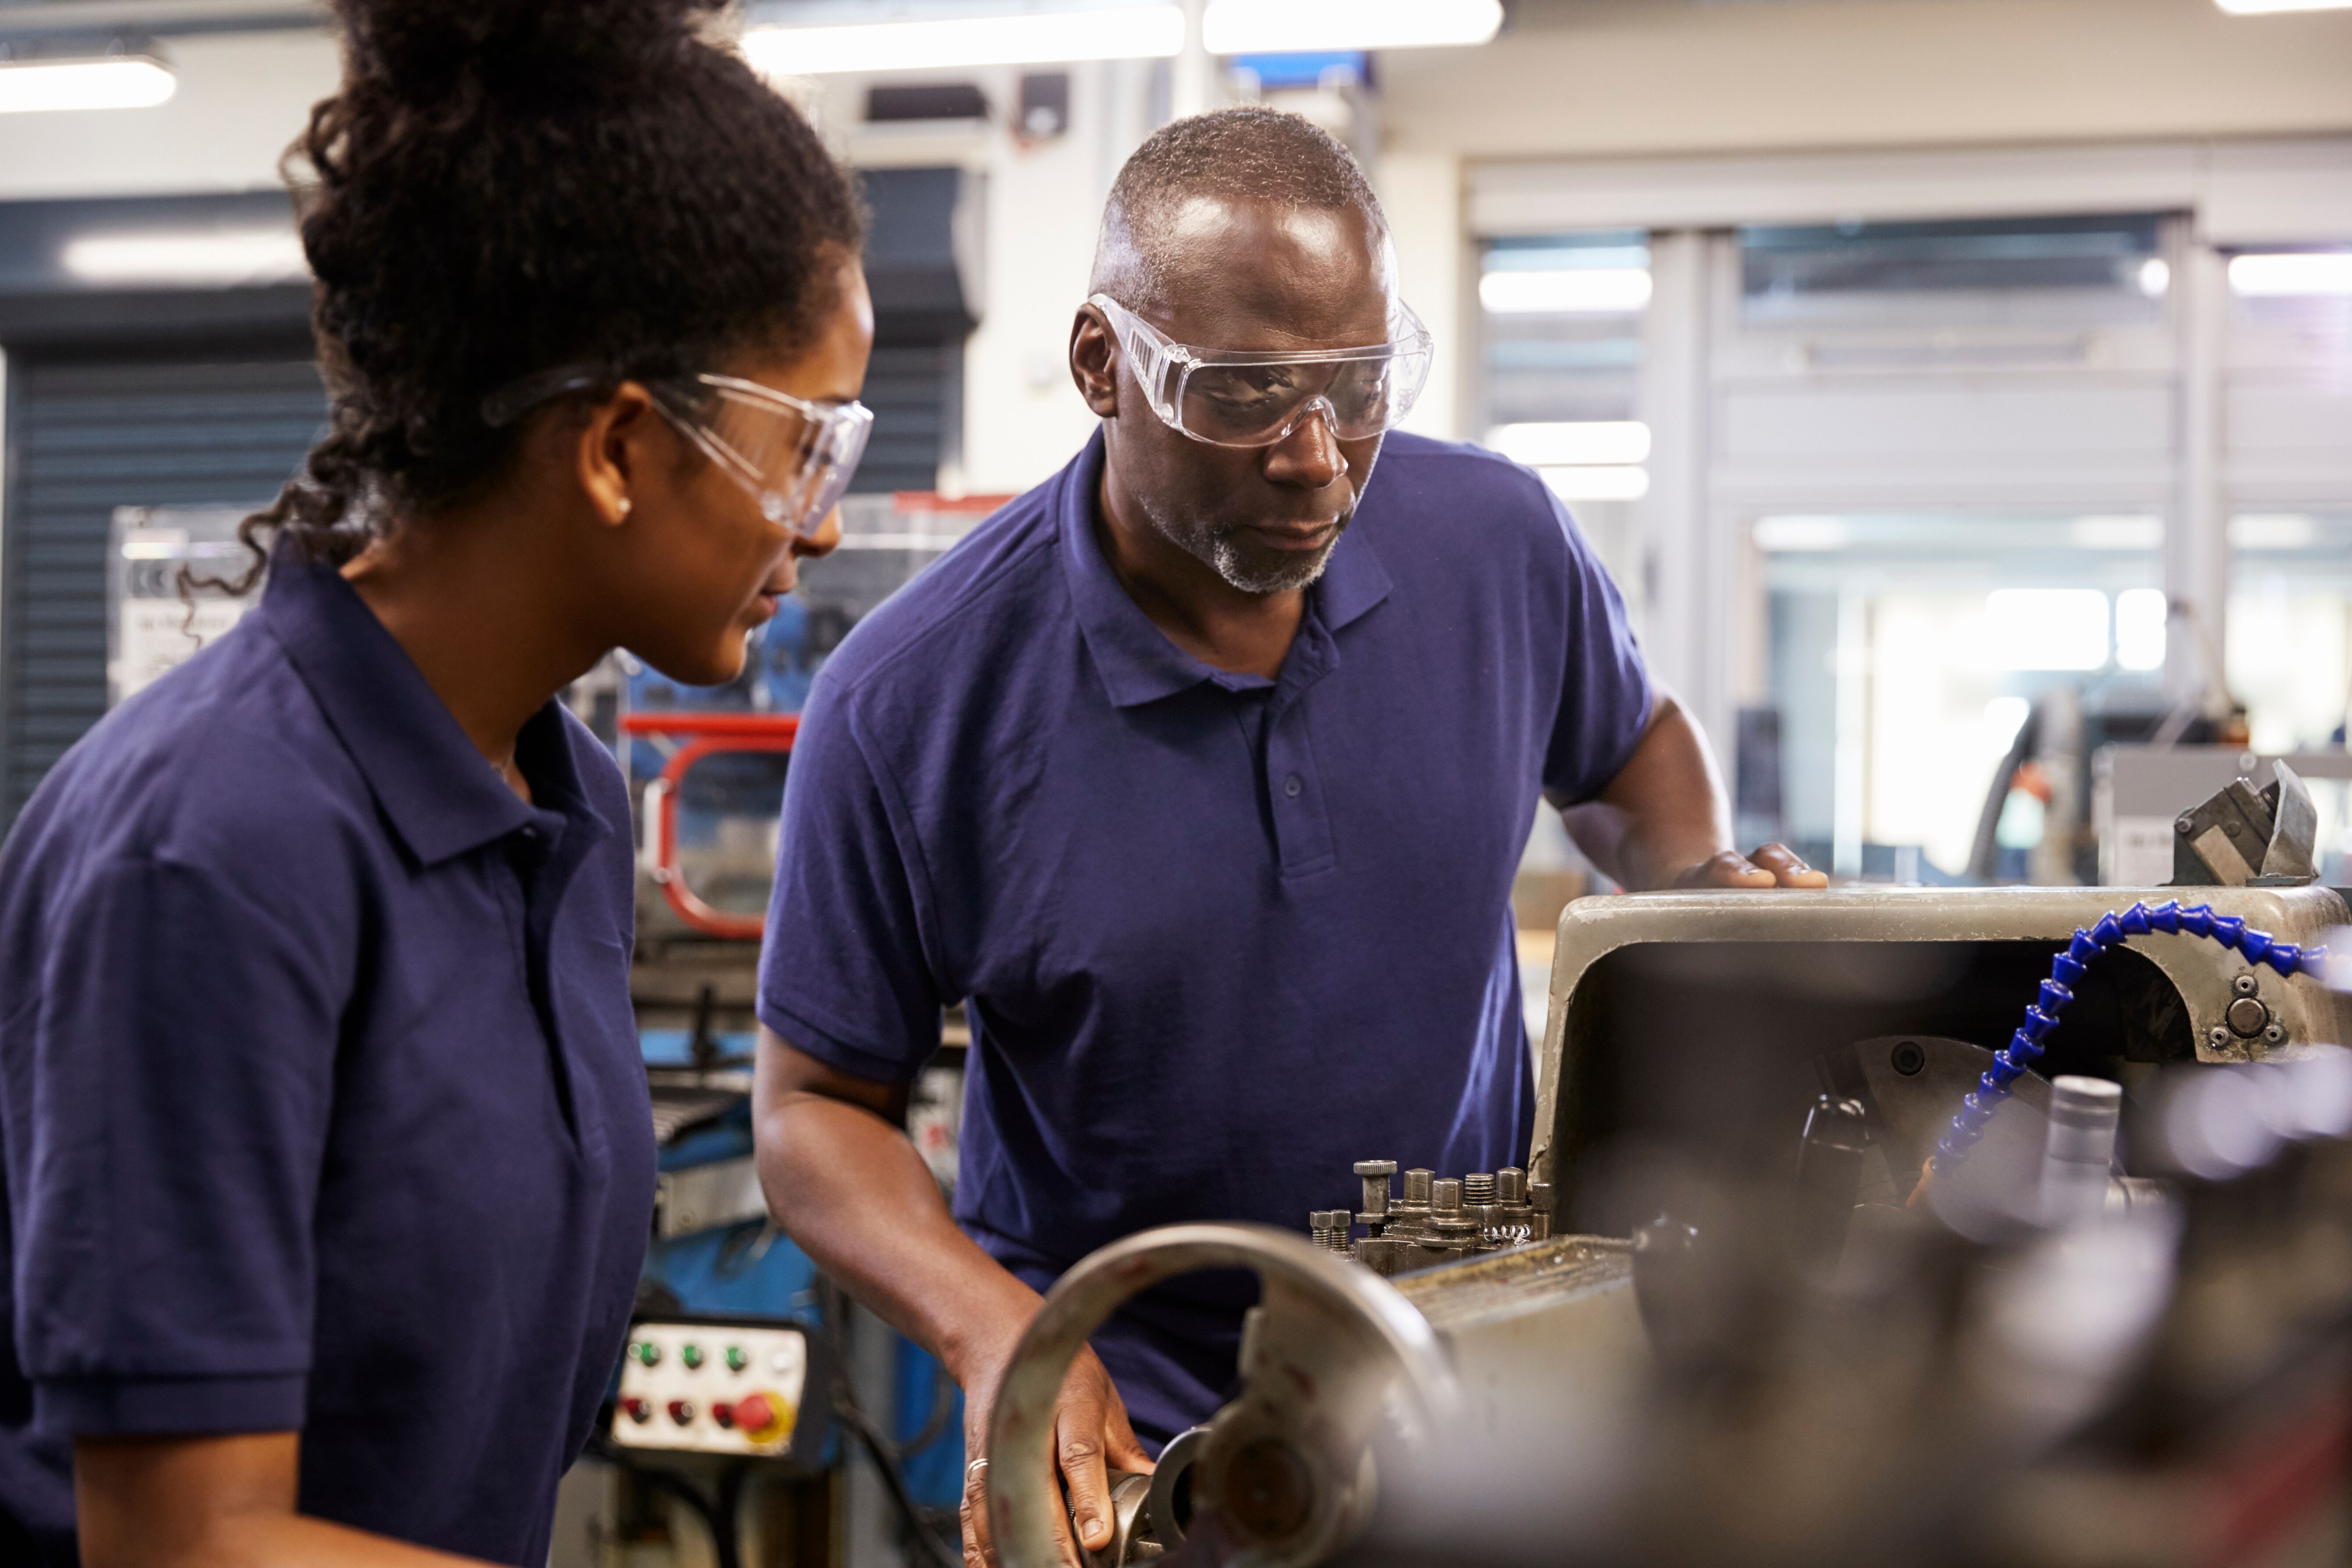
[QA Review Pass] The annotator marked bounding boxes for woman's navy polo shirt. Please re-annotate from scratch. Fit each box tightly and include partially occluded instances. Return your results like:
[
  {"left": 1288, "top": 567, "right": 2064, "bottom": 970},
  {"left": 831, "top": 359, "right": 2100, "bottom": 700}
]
[
  {"left": 0, "top": 555, "right": 656, "bottom": 1565},
  {"left": 758, "top": 430, "right": 1652, "bottom": 1442}
]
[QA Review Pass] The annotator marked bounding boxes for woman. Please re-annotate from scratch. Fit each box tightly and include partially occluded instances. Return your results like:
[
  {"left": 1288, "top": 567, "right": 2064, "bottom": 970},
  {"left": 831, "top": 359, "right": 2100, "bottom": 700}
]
[{"left": 0, "top": 1, "right": 868, "bottom": 1563}]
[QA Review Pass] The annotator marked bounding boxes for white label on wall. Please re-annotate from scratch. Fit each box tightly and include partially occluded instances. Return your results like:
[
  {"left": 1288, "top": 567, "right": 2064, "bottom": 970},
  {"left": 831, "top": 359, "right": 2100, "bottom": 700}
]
[
  {"left": 2110, "top": 815, "right": 2176, "bottom": 888},
  {"left": 111, "top": 598, "right": 251, "bottom": 704}
]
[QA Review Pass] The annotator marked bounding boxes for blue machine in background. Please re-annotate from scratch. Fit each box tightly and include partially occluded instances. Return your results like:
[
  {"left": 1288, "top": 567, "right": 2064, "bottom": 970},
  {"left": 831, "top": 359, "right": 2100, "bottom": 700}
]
[
  {"left": 582, "top": 496, "right": 984, "bottom": 1567},
  {"left": 636, "top": 1087, "right": 968, "bottom": 1502}
]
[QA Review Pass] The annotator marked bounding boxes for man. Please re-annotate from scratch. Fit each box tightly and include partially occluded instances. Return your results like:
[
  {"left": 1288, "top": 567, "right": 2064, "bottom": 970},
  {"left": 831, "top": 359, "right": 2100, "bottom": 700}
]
[{"left": 752, "top": 108, "right": 1823, "bottom": 1564}]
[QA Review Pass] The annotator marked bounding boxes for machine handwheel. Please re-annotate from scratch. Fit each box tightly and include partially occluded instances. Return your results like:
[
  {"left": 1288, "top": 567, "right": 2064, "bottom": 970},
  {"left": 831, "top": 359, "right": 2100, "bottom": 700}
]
[{"left": 984, "top": 1223, "right": 1458, "bottom": 1568}]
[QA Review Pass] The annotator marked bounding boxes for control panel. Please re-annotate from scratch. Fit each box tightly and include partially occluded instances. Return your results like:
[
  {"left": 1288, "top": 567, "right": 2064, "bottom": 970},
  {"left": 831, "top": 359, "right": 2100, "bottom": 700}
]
[{"left": 610, "top": 1316, "right": 823, "bottom": 1460}]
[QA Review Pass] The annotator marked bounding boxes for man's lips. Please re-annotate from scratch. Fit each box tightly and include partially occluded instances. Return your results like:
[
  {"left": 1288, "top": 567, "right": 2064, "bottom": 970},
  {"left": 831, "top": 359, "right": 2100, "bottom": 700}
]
[{"left": 1239, "top": 521, "right": 1339, "bottom": 552}]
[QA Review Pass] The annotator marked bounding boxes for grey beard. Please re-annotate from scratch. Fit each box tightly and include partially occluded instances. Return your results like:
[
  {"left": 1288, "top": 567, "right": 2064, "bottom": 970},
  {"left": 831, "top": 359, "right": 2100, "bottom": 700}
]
[{"left": 1142, "top": 497, "right": 1344, "bottom": 596}]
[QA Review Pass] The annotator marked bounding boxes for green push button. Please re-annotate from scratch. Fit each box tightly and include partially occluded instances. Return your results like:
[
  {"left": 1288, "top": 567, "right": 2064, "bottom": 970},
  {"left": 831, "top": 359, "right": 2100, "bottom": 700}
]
[
  {"left": 725, "top": 1346, "right": 747, "bottom": 1372},
  {"left": 632, "top": 1342, "right": 660, "bottom": 1367},
  {"left": 681, "top": 1344, "right": 704, "bottom": 1371}
]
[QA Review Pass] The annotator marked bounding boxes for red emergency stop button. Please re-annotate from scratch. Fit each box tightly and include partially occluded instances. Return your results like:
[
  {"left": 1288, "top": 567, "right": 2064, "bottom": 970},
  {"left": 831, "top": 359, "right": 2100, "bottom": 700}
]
[
  {"left": 732, "top": 1393, "right": 787, "bottom": 1442},
  {"left": 621, "top": 1397, "right": 652, "bottom": 1424},
  {"left": 667, "top": 1400, "right": 696, "bottom": 1426}
]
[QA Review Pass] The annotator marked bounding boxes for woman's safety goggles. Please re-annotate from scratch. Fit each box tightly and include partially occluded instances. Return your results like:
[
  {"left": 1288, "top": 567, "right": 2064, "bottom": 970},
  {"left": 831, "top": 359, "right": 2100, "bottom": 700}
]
[
  {"left": 1090, "top": 293, "right": 1434, "bottom": 449},
  {"left": 481, "top": 365, "right": 873, "bottom": 541}
]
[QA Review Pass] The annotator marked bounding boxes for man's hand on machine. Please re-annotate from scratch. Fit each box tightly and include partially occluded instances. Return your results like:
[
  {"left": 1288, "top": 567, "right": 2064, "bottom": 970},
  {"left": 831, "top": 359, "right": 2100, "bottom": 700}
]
[
  {"left": 1674, "top": 842, "right": 1828, "bottom": 889},
  {"left": 957, "top": 1334, "right": 1153, "bottom": 1568}
]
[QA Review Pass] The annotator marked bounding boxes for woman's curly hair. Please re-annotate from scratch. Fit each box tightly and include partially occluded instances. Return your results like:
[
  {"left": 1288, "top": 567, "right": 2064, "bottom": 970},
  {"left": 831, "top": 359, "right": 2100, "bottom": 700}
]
[{"left": 244, "top": 0, "right": 861, "bottom": 574}]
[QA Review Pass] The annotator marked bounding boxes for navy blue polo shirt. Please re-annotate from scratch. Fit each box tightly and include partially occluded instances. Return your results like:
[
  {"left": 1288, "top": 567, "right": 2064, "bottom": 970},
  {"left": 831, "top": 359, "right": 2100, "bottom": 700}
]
[
  {"left": 0, "top": 555, "right": 656, "bottom": 1565},
  {"left": 758, "top": 431, "right": 1650, "bottom": 1442}
]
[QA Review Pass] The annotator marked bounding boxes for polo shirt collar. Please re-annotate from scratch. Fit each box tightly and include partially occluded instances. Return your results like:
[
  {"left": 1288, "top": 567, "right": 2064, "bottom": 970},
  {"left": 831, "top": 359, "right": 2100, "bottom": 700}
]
[
  {"left": 261, "top": 550, "right": 600, "bottom": 866},
  {"left": 1057, "top": 429, "right": 1394, "bottom": 710}
]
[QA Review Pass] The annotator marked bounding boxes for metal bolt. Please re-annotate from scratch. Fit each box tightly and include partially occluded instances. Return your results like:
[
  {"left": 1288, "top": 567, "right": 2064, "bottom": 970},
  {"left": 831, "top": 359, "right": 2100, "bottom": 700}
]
[
  {"left": 2209, "top": 1025, "right": 2233, "bottom": 1050},
  {"left": 1891, "top": 1040, "right": 1926, "bottom": 1077},
  {"left": 1495, "top": 1167, "right": 1527, "bottom": 1205},
  {"left": 2263, "top": 1023, "right": 2286, "bottom": 1046},
  {"left": 2176, "top": 814, "right": 2195, "bottom": 835},
  {"left": 1401, "top": 1168, "right": 1434, "bottom": 1208},
  {"left": 2233, "top": 974, "right": 2259, "bottom": 997},
  {"left": 1462, "top": 1173, "right": 1497, "bottom": 1207},
  {"left": 1431, "top": 1178, "right": 1463, "bottom": 1216},
  {"left": 1353, "top": 1159, "right": 1395, "bottom": 1220},
  {"left": 1526, "top": 1181, "right": 1554, "bottom": 1241}
]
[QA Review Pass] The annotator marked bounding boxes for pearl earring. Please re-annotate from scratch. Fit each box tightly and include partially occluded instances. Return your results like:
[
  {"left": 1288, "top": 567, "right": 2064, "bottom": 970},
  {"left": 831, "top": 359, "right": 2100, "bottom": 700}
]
[{"left": 617, "top": 498, "right": 633, "bottom": 517}]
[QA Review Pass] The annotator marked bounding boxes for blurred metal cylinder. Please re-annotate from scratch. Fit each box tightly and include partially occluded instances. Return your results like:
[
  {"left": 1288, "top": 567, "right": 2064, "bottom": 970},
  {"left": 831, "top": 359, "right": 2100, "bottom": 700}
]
[{"left": 2041, "top": 1074, "right": 2123, "bottom": 1227}]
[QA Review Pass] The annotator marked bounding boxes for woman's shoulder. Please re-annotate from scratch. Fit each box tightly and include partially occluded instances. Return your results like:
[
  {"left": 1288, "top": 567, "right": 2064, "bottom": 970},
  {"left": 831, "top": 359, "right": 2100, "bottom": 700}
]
[{"left": 10, "top": 622, "right": 380, "bottom": 895}]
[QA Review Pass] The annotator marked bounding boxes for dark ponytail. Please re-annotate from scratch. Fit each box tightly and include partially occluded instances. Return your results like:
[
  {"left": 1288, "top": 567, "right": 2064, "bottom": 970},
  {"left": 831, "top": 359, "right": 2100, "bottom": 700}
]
[{"left": 243, "top": 0, "right": 862, "bottom": 576}]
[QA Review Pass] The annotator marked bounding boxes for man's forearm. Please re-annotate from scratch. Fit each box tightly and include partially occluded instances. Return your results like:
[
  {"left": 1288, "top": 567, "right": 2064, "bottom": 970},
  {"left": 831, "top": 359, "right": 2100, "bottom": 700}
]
[
  {"left": 749, "top": 1035, "right": 1039, "bottom": 1384},
  {"left": 1563, "top": 696, "right": 1733, "bottom": 891}
]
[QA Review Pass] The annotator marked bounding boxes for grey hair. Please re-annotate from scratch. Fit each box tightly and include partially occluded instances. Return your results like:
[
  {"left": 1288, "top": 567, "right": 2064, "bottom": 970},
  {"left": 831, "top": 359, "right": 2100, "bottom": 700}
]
[{"left": 1090, "top": 107, "right": 1387, "bottom": 312}]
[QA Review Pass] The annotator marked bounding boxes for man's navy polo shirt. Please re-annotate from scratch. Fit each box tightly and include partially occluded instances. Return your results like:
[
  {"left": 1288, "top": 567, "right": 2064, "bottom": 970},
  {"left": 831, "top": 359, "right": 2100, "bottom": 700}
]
[
  {"left": 0, "top": 555, "right": 656, "bottom": 1566},
  {"left": 758, "top": 430, "right": 1651, "bottom": 1442}
]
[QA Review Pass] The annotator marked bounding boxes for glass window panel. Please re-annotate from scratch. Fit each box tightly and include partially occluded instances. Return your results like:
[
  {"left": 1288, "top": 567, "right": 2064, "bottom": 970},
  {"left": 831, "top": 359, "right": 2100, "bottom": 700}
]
[
  {"left": 2227, "top": 512, "right": 2352, "bottom": 753},
  {"left": 1760, "top": 515, "right": 2164, "bottom": 881},
  {"left": 1738, "top": 213, "right": 2168, "bottom": 327},
  {"left": 1477, "top": 230, "right": 1649, "bottom": 600}
]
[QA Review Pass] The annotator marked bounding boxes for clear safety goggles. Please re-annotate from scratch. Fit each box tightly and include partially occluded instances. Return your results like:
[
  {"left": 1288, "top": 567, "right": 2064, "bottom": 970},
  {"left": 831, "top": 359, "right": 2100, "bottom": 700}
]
[
  {"left": 481, "top": 365, "right": 873, "bottom": 541},
  {"left": 1090, "top": 293, "right": 1434, "bottom": 448}
]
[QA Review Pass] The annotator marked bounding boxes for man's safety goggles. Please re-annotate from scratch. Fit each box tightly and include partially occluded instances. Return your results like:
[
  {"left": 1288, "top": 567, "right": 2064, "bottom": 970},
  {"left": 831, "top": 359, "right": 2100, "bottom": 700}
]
[
  {"left": 482, "top": 365, "right": 873, "bottom": 541},
  {"left": 1090, "top": 293, "right": 1434, "bottom": 449}
]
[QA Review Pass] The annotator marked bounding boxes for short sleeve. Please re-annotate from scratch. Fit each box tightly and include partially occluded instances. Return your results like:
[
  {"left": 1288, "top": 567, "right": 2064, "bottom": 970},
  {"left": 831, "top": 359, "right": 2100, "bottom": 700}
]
[
  {"left": 13, "top": 854, "right": 348, "bottom": 1436},
  {"left": 758, "top": 679, "right": 946, "bottom": 1084},
  {"left": 1536, "top": 484, "right": 1654, "bottom": 806}
]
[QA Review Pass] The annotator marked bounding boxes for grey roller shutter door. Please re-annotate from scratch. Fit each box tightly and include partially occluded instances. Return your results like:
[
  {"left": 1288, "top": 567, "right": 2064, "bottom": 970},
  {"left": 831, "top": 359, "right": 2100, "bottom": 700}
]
[
  {"left": 1, "top": 355, "right": 326, "bottom": 825},
  {"left": 850, "top": 339, "right": 955, "bottom": 496}
]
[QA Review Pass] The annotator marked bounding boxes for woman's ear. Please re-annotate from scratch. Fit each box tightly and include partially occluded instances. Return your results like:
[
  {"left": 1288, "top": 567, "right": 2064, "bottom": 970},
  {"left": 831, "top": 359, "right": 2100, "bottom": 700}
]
[
  {"left": 573, "top": 382, "right": 661, "bottom": 526},
  {"left": 1070, "top": 307, "right": 1121, "bottom": 419}
]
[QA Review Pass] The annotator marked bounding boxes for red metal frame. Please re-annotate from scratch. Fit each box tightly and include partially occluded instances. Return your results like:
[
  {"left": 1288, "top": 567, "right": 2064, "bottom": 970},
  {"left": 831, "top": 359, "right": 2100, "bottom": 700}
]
[{"left": 623, "top": 711, "right": 800, "bottom": 940}]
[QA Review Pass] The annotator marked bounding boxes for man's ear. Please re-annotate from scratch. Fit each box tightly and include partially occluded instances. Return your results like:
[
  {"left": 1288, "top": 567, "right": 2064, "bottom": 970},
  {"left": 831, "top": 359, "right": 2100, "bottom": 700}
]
[
  {"left": 573, "top": 382, "right": 660, "bottom": 527},
  {"left": 1069, "top": 306, "right": 1120, "bottom": 419}
]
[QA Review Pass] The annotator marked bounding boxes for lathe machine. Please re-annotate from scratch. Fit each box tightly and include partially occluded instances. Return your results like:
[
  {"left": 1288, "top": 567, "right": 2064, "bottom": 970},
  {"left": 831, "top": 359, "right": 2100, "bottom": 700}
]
[{"left": 982, "top": 766, "right": 2352, "bottom": 1568}]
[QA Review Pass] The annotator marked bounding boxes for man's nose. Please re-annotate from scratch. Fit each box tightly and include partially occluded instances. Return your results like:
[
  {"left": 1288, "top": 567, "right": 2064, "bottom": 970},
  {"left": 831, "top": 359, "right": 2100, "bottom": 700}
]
[{"left": 1261, "top": 401, "right": 1347, "bottom": 490}]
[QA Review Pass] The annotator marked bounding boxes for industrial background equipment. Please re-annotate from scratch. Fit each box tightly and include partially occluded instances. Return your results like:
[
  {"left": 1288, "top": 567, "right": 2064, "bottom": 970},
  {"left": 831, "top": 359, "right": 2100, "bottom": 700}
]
[{"left": 556, "top": 494, "right": 1002, "bottom": 1568}]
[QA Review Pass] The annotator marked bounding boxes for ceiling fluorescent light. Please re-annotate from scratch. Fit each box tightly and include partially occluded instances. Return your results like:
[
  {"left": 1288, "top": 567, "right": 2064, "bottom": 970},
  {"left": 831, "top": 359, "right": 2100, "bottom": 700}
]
[
  {"left": 1202, "top": 0, "right": 1503, "bottom": 53},
  {"left": 1480, "top": 269, "right": 1653, "bottom": 315},
  {"left": 63, "top": 229, "right": 308, "bottom": 286},
  {"left": 1538, "top": 465, "right": 1649, "bottom": 503},
  {"left": 742, "top": 7, "right": 1184, "bottom": 75},
  {"left": 2228, "top": 252, "right": 2352, "bottom": 296},
  {"left": 0, "top": 54, "right": 174, "bottom": 114},
  {"left": 2214, "top": 0, "right": 2352, "bottom": 13},
  {"left": 1489, "top": 421, "right": 1652, "bottom": 467}
]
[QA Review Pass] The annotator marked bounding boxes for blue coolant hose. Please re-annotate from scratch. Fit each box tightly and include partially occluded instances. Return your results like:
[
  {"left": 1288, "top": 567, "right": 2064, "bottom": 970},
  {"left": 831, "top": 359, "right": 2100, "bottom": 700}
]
[{"left": 1930, "top": 899, "right": 2330, "bottom": 1174}]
